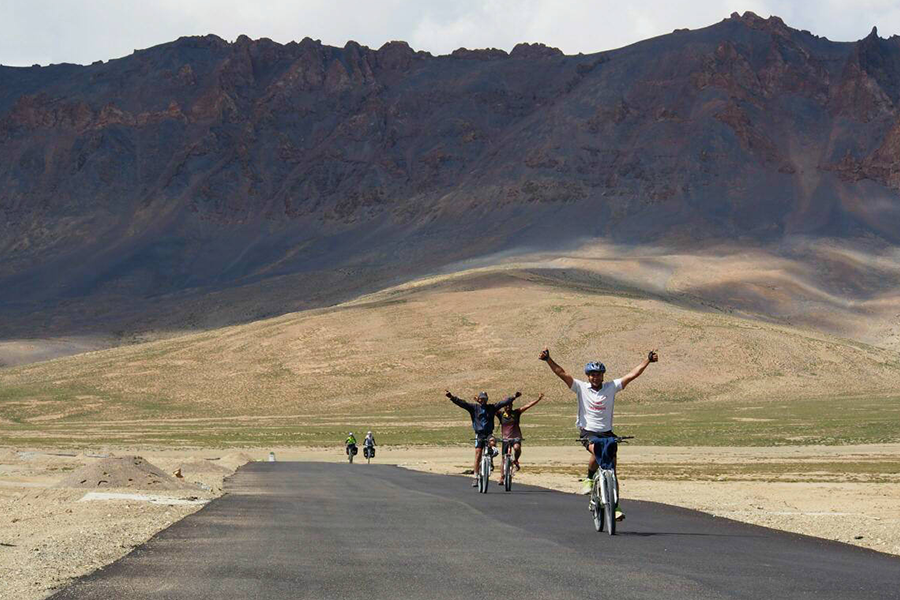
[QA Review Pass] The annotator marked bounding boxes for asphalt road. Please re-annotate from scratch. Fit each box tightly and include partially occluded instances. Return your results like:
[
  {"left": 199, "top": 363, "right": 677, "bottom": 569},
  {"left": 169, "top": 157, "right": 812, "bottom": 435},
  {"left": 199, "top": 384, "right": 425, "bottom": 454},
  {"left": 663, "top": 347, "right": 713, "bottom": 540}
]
[{"left": 50, "top": 462, "right": 900, "bottom": 599}]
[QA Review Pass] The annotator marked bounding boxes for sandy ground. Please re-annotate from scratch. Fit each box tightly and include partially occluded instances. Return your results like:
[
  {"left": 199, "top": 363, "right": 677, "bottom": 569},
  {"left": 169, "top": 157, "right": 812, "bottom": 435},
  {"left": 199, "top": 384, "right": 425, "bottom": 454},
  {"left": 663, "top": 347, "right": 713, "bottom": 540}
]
[
  {"left": 1, "top": 445, "right": 898, "bottom": 600},
  {"left": 0, "top": 449, "right": 250, "bottom": 600}
]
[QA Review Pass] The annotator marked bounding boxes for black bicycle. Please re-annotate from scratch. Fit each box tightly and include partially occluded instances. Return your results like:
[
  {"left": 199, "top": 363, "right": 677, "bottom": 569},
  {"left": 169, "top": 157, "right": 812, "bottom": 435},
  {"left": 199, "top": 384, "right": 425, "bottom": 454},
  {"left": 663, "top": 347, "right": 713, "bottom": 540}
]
[
  {"left": 586, "top": 435, "right": 632, "bottom": 535},
  {"left": 346, "top": 443, "right": 358, "bottom": 464},
  {"left": 500, "top": 437, "right": 522, "bottom": 492}
]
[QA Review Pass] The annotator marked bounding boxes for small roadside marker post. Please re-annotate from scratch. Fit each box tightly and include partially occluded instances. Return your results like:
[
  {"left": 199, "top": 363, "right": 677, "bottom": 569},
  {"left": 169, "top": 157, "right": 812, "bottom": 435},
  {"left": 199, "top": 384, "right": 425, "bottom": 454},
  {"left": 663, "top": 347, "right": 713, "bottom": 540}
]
[{"left": 268, "top": 452, "right": 276, "bottom": 462}]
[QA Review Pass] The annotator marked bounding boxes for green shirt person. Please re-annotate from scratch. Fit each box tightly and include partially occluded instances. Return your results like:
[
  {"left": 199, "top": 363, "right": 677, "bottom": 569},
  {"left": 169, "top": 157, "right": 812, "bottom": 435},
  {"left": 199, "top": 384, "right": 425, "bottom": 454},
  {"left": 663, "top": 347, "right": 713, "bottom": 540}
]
[{"left": 345, "top": 432, "right": 358, "bottom": 458}]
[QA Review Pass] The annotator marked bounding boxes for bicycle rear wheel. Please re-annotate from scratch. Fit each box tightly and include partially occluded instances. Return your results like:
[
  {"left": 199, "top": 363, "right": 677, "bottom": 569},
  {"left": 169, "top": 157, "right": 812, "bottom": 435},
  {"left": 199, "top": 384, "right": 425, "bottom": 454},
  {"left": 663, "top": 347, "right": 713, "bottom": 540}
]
[
  {"left": 603, "top": 472, "right": 616, "bottom": 535},
  {"left": 504, "top": 455, "right": 512, "bottom": 492}
]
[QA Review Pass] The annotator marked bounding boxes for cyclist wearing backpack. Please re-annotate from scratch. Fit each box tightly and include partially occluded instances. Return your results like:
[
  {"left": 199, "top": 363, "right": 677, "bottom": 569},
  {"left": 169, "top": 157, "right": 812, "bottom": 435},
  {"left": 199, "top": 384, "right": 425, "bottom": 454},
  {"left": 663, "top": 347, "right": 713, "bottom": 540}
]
[
  {"left": 345, "top": 432, "right": 358, "bottom": 458},
  {"left": 539, "top": 348, "right": 658, "bottom": 521},
  {"left": 495, "top": 392, "right": 544, "bottom": 482},
  {"left": 363, "top": 431, "right": 376, "bottom": 460},
  {"left": 445, "top": 390, "right": 518, "bottom": 487}
]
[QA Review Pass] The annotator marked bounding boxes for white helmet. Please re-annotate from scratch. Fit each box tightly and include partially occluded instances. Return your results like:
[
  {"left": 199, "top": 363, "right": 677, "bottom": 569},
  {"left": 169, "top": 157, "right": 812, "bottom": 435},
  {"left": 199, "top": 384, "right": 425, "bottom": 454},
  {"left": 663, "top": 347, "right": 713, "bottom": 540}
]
[{"left": 367, "top": 431, "right": 372, "bottom": 435}]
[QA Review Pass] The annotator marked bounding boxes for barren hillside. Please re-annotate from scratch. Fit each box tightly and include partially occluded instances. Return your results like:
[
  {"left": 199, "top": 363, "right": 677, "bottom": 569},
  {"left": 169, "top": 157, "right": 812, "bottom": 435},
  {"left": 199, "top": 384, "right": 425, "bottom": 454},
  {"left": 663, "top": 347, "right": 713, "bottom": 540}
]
[
  {"left": 2, "top": 248, "right": 897, "bottom": 447},
  {"left": 3, "top": 12, "right": 900, "bottom": 364}
]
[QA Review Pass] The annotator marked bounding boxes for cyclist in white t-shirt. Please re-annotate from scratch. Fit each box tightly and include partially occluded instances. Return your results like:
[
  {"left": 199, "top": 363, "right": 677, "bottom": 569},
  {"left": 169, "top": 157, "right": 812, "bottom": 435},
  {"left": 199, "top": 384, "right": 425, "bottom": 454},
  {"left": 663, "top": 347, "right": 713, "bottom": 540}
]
[{"left": 539, "top": 348, "right": 658, "bottom": 520}]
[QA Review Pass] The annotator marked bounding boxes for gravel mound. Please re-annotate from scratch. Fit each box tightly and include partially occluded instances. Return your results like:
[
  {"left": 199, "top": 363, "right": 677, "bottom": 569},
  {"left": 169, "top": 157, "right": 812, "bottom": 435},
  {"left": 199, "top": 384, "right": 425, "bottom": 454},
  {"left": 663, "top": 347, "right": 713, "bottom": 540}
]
[
  {"left": 177, "top": 459, "right": 231, "bottom": 475},
  {"left": 55, "top": 455, "right": 194, "bottom": 490},
  {"left": 219, "top": 452, "right": 254, "bottom": 470}
]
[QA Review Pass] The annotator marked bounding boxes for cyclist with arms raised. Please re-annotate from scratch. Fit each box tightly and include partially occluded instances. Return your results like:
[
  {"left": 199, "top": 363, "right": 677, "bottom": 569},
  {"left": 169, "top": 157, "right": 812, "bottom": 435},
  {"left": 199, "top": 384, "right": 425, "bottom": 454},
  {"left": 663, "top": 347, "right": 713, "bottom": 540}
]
[
  {"left": 445, "top": 390, "right": 519, "bottom": 487},
  {"left": 539, "top": 348, "right": 658, "bottom": 521},
  {"left": 495, "top": 392, "right": 544, "bottom": 482}
]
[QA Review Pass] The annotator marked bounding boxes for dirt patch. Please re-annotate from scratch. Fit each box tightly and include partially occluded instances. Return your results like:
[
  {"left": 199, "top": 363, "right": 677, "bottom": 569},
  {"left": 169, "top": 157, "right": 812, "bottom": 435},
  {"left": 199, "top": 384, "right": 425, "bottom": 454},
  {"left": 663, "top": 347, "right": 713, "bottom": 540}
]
[
  {"left": 176, "top": 459, "right": 231, "bottom": 475},
  {"left": 54, "top": 456, "right": 194, "bottom": 490},
  {"left": 218, "top": 452, "right": 255, "bottom": 470},
  {"left": 0, "top": 448, "right": 253, "bottom": 600}
]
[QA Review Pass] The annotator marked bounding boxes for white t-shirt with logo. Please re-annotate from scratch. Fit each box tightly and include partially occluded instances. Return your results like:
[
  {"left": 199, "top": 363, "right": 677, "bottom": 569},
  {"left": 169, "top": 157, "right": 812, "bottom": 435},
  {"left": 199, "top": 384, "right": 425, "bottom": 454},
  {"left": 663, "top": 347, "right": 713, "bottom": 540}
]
[{"left": 570, "top": 378, "right": 623, "bottom": 432}]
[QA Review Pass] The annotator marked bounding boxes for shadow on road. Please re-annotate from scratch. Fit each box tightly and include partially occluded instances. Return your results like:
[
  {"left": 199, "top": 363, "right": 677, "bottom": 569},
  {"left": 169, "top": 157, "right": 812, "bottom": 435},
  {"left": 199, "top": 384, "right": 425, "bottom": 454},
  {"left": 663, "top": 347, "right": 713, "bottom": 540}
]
[{"left": 618, "top": 531, "right": 761, "bottom": 538}]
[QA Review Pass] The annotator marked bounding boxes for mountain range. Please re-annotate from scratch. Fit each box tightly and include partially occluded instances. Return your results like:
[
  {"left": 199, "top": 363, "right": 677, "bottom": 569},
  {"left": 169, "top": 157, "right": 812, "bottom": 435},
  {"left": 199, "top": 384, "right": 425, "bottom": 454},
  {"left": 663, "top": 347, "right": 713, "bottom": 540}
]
[{"left": 2, "top": 11, "right": 900, "bottom": 365}]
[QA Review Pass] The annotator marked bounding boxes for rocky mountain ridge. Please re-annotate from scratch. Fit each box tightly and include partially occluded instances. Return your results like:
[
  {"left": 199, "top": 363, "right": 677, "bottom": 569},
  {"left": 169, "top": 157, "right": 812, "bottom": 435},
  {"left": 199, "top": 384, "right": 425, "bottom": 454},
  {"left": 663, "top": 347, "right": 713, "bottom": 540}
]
[{"left": 2, "top": 12, "right": 900, "bottom": 358}]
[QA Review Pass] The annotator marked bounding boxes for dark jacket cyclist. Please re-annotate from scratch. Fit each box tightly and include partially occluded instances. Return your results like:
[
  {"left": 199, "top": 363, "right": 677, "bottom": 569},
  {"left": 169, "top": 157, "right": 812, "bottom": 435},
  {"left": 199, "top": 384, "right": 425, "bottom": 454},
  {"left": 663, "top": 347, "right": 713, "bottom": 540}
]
[{"left": 446, "top": 390, "right": 518, "bottom": 487}]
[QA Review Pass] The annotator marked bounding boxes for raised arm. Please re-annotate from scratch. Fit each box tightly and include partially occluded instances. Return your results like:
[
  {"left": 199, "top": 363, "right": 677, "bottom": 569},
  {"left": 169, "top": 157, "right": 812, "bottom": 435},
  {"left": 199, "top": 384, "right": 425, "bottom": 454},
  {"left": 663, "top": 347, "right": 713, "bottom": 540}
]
[
  {"left": 496, "top": 391, "right": 521, "bottom": 410},
  {"left": 518, "top": 393, "right": 544, "bottom": 414},
  {"left": 539, "top": 349, "right": 574, "bottom": 389},
  {"left": 619, "top": 350, "right": 659, "bottom": 390},
  {"left": 445, "top": 390, "right": 473, "bottom": 412}
]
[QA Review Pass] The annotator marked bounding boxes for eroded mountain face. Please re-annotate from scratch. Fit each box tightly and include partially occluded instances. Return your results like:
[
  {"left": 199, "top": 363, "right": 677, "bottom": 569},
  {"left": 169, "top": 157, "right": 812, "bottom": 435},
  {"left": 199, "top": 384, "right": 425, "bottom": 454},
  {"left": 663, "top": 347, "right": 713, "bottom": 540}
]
[{"left": 1, "top": 12, "right": 899, "bottom": 345}]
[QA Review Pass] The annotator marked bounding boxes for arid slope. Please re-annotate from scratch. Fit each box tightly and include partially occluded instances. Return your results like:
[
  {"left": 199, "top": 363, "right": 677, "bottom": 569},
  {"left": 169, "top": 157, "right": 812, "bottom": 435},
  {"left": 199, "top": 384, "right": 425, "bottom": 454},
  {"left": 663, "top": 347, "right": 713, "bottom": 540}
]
[
  {"left": 1, "top": 247, "right": 898, "bottom": 448},
  {"left": 4, "top": 12, "right": 900, "bottom": 360}
]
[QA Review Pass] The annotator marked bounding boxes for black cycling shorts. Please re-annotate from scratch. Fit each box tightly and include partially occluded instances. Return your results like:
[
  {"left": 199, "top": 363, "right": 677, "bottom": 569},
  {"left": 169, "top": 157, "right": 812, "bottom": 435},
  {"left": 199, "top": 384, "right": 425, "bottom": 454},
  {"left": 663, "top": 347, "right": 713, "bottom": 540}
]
[{"left": 474, "top": 434, "right": 493, "bottom": 449}]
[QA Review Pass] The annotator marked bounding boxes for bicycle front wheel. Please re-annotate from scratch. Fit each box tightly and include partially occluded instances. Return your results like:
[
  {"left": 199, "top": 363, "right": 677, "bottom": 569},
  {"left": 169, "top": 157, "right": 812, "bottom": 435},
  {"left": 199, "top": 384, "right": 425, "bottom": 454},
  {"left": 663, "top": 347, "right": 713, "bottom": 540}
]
[
  {"left": 603, "top": 472, "right": 616, "bottom": 535},
  {"left": 592, "top": 478, "right": 604, "bottom": 532},
  {"left": 504, "top": 455, "right": 512, "bottom": 492},
  {"left": 480, "top": 456, "right": 490, "bottom": 493}
]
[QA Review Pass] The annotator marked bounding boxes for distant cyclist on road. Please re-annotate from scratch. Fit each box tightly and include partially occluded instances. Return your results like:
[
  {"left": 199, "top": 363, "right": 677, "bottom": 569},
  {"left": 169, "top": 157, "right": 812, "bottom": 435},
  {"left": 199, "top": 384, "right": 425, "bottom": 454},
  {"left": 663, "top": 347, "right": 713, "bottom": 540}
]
[
  {"left": 445, "top": 390, "right": 519, "bottom": 487},
  {"left": 495, "top": 392, "right": 544, "bottom": 482},
  {"left": 345, "top": 432, "right": 358, "bottom": 459},
  {"left": 539, "top": 348, "right": 658, "bottom": 521},
  {"left": 363, "top": 431, "right": 376, "bottom": 460}
]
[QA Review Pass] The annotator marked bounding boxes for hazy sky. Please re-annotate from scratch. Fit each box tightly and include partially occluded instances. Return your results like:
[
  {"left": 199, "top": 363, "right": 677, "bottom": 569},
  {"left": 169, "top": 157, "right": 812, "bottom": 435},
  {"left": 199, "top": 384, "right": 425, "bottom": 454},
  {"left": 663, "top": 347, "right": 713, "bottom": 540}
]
[{"left": 2, "top": 0, "right": 898, "bottom": 67}]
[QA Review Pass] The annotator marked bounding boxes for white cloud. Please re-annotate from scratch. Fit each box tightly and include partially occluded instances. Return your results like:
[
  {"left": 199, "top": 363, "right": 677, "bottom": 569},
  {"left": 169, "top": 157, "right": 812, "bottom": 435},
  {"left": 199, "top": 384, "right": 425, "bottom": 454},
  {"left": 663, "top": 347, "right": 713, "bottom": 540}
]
[{"left": 0, "top": 0, "right": 896, "bottom": 67}]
